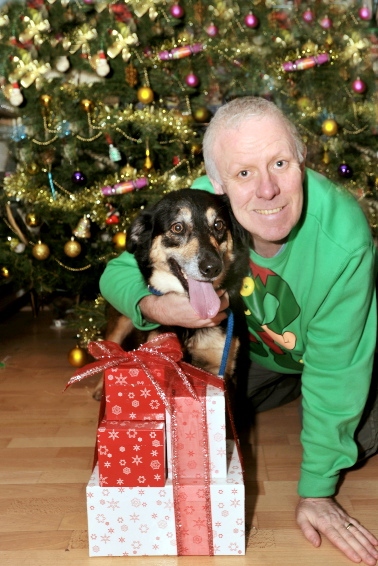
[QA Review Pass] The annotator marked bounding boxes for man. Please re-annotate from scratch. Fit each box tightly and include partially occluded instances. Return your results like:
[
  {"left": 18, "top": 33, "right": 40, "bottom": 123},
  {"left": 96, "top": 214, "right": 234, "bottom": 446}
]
[{"left": 100, "top": 97, "right": 378, "bottom": 564}]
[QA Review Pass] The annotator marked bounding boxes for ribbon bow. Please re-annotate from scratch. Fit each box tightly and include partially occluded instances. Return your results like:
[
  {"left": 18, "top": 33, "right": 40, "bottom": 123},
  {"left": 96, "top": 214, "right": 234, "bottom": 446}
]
[
  {"left": 107, "top": 24, "right": 139, "bottom": 61},
  {"left": 65, "top": 333, "right": 202, "bottom": 407},
  {"left": 19, "top": 11, "right": 51, "bottom": 45},
  {"left": 126, "top": 0, "right": 162, "bottom": 19},
  {"left": 64, "top": 24, "right": 98, "bottom": 54},
  {"left": 8, "top": 54, "right": 51, "bottom": 89}
]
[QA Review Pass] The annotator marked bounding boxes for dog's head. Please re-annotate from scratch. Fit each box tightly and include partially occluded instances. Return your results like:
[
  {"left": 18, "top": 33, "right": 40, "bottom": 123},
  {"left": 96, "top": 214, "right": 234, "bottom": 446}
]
[{"left": 127, "top": 188, "right": 249, "bottom": 318}]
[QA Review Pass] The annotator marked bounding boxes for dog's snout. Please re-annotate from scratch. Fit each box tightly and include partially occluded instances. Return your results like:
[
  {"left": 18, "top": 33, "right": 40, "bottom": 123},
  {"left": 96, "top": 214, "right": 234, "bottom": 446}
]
[{"left": 199, "top": 254, "right": 222, "bottom": 279}]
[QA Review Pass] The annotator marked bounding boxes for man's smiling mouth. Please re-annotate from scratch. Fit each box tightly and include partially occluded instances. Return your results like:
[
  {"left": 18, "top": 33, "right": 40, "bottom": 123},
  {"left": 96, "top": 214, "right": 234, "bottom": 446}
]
[{"left": 255, "top": 207, "right": 284, "bottom": 215}]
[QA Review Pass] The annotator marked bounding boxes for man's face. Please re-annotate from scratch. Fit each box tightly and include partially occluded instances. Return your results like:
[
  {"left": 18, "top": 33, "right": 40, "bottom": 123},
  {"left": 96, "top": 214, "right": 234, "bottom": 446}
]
[{"left": 211, "top": 115, "right": 305, "bottom": 257}]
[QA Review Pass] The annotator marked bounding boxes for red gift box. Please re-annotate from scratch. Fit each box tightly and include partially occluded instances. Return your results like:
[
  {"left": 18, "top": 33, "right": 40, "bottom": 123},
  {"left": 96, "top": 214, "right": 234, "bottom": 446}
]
[
  {"left": 97, "top": 419, "right": 166, "bottom": 487},
  {"left": 104, "top": 364, "right": 166, "bottom": 421}
]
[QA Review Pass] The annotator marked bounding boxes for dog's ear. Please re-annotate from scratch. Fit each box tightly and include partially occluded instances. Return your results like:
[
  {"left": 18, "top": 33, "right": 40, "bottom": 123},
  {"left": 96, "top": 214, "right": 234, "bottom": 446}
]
[
  {"left": 218, "top": 194, "right": 251, "bottom": 248},
  {"left": 126, "top": 211, "right": 154, "bottom": 254}
]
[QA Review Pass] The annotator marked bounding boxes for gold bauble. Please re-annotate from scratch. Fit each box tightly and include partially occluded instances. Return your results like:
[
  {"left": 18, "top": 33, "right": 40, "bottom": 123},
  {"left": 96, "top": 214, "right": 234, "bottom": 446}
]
[
  {"left": 32, "top": 241, "right": 50, "bottom": 260},
  {"left": 25, "top": 212, "right": 41, "bottom": 227},
  {"left": 193, "top": 107, "right": 211, "bottom": 123},
  {"left": 112, "top": 231, "right": 127, "bottom": 249},
  {"left": 144, "top": 155, "right": 153, "bottom": 170},
  {"left": 64, "top": 238, "right": 82, "bottom": 258},
  {"left": 137, "top": 86, "right": 154, "bottom": 104},
  {"left": 322, "top": 151, "right": 331, "bottom": 165},
  {"left": 80, "top": 98, "right": 94, "bottom": 113},
  {"left": 27, "top": 162, "right": 39, "bottom": 175},
  {"left": 191, "top": 143, "right": 202, "bottom": 155},
  {"left": 297, "top": 96, "right": 313, "bottom": 113},
  {"left": 1, "top": 266, "right": 10, "bottom": 279},
  {"left": 322, "top": 119, "right": 338, "bottom": 136},
  {"left": 40, "top": 94, "right": 52, "bottom": 108},
  {"left": 68, "top": 345, "right": 87, "bottom": 368}
]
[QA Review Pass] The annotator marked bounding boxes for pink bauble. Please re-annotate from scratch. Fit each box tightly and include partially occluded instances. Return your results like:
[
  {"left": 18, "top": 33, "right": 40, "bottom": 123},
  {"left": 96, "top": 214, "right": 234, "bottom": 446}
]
[
  {"left": 185, "top": 72, "right": 199, "bottom": 88},
  {"left": 170, "top": 4, "right": 184, "bottom": 18},
  {"left": 206, "top": 23, "right": 219, "bottom": 37},
  {"left": 244, "top": 12, "right": 259, "bottom": 28},
  {"left": 319, "top": 16, "right": 332, "bottom": 29},
  {"left": 352, "top": 78, "right": 367, "bottom": 94},
  {"left": 358, "top": 6, "right": 371, "bottom": 20},
  {"left": 302, "top": 9, "right": 314, "bottom": 23}
]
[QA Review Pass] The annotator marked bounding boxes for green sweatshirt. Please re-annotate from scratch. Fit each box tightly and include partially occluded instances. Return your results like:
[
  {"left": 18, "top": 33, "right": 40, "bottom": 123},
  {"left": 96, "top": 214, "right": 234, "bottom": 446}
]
[{"left": 100, "top": 168, "right": 377, "bottom": 498}]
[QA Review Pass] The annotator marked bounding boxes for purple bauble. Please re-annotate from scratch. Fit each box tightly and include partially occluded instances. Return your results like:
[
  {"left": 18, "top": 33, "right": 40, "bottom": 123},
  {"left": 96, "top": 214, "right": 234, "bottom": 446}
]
[
  {"left": 358, "top": 6, "right": 371, "bottom": 20},
  {"left": 170, "top": 4, "right": 184, "bottom": 18},
  {"left": 72, "top": 170, "right": 87, "bottom": 185},
  {"left": 206, "top": 23, "right": 219, "bottom": 37},
  {"left": 352, "top": 78, "right": 367, "bottom": 94},
  {"left": 319, "top": 16, "right": 332, "bottom": 29},
  {"left": 338, "top": 163, "right": 353, "bottom": 179},
  {"left": 244, "top": 12, "right": 259, "bottom": 28},
  {"left": 302, "top": 9, "right": 315, "bottom": 23},
  {"left": 185, "top": 72, "right": 200, "bottom": 88}
]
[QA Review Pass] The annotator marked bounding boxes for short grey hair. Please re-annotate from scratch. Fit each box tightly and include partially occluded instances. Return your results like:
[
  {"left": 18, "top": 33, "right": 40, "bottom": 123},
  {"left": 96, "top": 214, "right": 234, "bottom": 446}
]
[{"left": 202, "top": 96, "right": 306, "bottom": 184}]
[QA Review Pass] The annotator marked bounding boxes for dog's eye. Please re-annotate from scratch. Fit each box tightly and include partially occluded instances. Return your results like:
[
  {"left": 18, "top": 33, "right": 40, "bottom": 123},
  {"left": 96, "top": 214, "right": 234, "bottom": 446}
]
[
  {"left": 171, "top": 222, "right": 184, "bottom": 234},
  {"left": 214, "top": 220, "right": 225, "bottom": 231}
]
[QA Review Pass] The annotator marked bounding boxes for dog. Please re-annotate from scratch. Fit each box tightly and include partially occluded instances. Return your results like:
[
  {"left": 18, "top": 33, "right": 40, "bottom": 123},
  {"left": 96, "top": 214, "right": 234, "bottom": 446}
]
[{"left": 93, "top": 188, "right": 250, "bottom": 401}]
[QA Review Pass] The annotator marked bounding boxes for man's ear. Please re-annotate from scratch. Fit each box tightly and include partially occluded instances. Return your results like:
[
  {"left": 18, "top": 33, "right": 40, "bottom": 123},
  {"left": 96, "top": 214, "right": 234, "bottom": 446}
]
[
  {"left": 210, "top": 177, "right": 225, "bottom": 195},
  {"left": 300, "top": 148, "right": 307, "bottom": 178}
]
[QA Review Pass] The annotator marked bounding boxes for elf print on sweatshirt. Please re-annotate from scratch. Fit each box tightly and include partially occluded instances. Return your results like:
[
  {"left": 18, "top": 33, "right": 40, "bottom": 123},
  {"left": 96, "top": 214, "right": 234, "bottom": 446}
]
[{"left": 241, "top": 260, "right": 304, "bottom": 372}]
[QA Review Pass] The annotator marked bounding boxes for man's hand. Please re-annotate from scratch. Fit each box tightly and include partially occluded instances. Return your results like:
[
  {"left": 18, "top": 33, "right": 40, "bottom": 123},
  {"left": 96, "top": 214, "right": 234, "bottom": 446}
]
[
  {"left": 139, "top": 290, "right": 229, "bottom": 328},
  {"left": 296, "top": 497, "right": 378, "bottom": 565}
]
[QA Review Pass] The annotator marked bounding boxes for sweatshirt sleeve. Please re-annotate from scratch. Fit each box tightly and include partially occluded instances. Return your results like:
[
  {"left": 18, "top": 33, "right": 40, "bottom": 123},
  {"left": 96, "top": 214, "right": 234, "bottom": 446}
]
[
  {"left": 99, "top": 251, "right": 159, "bottom": 331},
  {"left": 298, "top": 243, "right": 377, "bottom": 497}
]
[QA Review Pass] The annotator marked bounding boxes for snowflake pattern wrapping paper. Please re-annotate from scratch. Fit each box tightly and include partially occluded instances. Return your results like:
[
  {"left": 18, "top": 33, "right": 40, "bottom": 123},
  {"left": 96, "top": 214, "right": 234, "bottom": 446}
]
[
  {"left": 86, "top": 440, "right": 245, "bottom": 556},
  {"left": 105, "top": 364, "right": 166, "bottom": 421},
  {"left": 97, "top": 420, "right": 166, "bottom": 487}
]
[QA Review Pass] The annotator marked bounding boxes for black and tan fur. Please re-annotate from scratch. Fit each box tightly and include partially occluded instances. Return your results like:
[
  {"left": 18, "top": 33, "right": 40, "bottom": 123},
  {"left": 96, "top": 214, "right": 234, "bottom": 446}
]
[{"left": 94, "top": 189, "right": 250, "bottom": 400}]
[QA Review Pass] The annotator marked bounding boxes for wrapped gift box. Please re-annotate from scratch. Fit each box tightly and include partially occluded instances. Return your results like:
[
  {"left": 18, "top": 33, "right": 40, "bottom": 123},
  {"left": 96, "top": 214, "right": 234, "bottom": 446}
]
[
  {"left": 86, "top": 440, "right": 245, "bottom": 556},
  {"left": 104, "top": 364, "right": 166, "bottom": 421},
  {"left": 166, "top": 364, "right": 227, "bottom": 480},
  {"left": 97, "top": 419, "right": 166, "bottom": 487}
]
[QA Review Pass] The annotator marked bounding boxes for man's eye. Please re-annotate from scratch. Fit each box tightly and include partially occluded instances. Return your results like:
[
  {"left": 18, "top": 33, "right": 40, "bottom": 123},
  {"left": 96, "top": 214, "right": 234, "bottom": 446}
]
[
  {"left": 214, "top": 220, "right": 225, "bottom": 231},
  {"left": 171, "top": 222, "right": 184, "bottom": 234},
  {"left": 239, "top": 170, "right": 249, "bottom": 177},
  {"left": 276, "top": 160, "right": 286, "bottom": 168}
]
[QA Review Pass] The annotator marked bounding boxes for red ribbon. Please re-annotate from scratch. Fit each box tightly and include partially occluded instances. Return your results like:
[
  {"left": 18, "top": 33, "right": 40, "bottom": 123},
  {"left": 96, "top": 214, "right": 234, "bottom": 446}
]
[{"left": 66, "top": 332, "right": 227, "bottom": 556}]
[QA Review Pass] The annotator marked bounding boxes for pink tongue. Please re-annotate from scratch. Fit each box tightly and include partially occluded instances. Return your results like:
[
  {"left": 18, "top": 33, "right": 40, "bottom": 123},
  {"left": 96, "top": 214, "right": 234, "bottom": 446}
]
[{"left": 187, "top": 278, "right": 221, "bottom": 319}]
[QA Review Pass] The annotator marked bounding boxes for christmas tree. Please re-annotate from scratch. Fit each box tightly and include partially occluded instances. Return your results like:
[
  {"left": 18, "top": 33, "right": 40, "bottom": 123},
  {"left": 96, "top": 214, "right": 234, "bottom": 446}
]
[{"left": 0, "top": 0, "right": 376, "bottom": 364}]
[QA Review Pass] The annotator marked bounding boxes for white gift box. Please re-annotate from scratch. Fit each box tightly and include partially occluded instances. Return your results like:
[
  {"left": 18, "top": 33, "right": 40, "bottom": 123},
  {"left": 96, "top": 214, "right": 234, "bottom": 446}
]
[
  {"left": 166, "top": 384, "right": 227, "bottom": 480},
  {"left": 86, "top": 439, "right": 245, "bottom": 556}
]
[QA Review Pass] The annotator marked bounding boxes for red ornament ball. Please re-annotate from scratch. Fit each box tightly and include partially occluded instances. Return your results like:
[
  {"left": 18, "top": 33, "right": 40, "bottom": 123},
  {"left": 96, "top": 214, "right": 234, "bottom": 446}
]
[
  {"left": 302, "top": 9, "right": 315, "bottom": 23},
  {"left": 170, "top": 4, "right": 184, "bottom": 18},
  {"left": 358, "top": 6, "right": 371, "bottom": 20},
  {"left": 206, "top": 23, "right": 219, "bottom": 37},
  {"left": 72, "top": 170, "right": 87, "bottom": 185},
  {"left": 338, "top": 163, "right": 353, "bottom": 179},
  {"left": 244, "top": 12, "right": 259, "bottom": 28},
  {"left": 319, "top": 16, "right": 332, "bottom": 29},
  {"left": 352, "top": 78, "right": 367, "bottom": 94},
  {"left": 185, "top": 72, "right": 199, "bottom": 88}
]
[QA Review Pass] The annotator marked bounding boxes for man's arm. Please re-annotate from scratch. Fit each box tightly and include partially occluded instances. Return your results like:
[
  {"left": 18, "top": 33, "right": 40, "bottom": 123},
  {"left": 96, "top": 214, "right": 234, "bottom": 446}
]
[{"left": 99, "top": 251, "right": 157, "bottom": 330}]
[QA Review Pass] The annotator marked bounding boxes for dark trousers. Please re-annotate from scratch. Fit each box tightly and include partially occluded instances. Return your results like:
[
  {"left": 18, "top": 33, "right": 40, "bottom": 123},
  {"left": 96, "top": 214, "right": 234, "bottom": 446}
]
[{"left": 247, "top": 358, "right": 378, "bottom": 461}]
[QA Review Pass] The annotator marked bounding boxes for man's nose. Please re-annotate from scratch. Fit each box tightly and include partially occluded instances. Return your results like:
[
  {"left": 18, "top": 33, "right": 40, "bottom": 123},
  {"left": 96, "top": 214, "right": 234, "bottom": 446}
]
[{"left": 255, "top": 172, "right": 280, "bottom": 200}]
